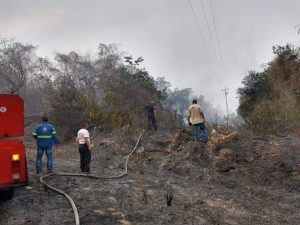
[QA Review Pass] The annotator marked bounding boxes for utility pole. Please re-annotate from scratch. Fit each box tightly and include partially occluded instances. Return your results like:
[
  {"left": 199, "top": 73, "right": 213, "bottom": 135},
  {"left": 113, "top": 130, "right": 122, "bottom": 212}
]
[{"left": 221, "top": 87, "right": 229, "bottom": 132}]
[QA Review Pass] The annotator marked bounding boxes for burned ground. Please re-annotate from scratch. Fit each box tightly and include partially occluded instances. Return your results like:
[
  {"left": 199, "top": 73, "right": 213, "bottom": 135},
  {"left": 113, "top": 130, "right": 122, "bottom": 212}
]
[{"left": 0, "top": 129, "right": 299, "bottom": 225}]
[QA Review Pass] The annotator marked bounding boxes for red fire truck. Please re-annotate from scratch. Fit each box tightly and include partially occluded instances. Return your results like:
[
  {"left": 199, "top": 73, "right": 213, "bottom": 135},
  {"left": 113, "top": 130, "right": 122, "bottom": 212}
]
[{"left": 0, "top": 94, "right": 28, "bottom": 199}]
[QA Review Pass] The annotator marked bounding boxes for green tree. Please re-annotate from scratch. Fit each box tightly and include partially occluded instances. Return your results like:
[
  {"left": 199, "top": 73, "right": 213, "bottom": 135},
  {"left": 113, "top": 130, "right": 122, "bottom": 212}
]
[{"left": 237, "top": 71, "right": 270, "bottom": 118}]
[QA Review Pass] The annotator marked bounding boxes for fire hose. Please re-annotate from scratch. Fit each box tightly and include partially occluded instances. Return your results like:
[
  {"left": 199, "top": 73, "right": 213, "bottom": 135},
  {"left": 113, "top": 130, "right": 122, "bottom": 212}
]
[{"left": 39, "top": 129, "right": 145, "bottom": 225}]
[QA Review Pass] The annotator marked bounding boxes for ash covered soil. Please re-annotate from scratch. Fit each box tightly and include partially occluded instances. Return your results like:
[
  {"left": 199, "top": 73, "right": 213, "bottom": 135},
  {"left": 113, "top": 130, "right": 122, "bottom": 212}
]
[{"left": 0, "top": 128, "right": 300, "bottom": 225}]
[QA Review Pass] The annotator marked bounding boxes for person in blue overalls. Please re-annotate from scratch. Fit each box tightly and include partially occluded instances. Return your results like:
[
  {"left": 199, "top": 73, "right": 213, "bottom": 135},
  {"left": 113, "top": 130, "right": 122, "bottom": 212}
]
[
  {"left": 144, "top": 101, "right": 157, "bottom": 131},
  {"left": 33, "top": 116, "right": 59, "bottom": 174}
]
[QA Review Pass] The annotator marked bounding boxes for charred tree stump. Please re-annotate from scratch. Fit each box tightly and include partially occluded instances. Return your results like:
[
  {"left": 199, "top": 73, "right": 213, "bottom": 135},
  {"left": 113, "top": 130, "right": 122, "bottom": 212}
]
[{"left": 165, "top": 181, "right": 173, "bottom": 206}]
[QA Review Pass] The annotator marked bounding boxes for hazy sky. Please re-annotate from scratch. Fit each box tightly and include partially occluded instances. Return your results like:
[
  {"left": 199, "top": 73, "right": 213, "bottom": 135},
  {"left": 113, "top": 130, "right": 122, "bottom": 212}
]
[{"left": 1, "top": 0, "right": 299, "bottom": 114}]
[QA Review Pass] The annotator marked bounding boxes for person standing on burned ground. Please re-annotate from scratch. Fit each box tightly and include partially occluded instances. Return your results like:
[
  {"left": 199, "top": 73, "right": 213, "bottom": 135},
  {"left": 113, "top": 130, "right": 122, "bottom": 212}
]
[
  {"left": 76, "top": 123, "right": 93, "bottom": 173},
  {"left": 32, "top": 116, "right": 59, "bottom": 175},
  {"left": 144, "top": 100, "right": 157, "bottom": 131},
  {"left": 187, "top": 99, "right": 208, "bottom": 144}
]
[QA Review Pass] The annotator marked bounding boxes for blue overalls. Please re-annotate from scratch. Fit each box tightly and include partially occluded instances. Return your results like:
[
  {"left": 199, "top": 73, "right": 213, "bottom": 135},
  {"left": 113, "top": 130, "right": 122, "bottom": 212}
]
[{"left": 33, "top": 122, "right": 58, "bottom": 174}]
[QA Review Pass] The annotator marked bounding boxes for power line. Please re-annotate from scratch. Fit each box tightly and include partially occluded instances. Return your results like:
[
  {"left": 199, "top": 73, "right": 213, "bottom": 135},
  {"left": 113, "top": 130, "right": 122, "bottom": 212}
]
[
  {"left": 200, "top": 0, "right": 222, "bottom": 71},
  {"left": 208, "top": 0, "right": 226, "bottom": 75},
  {"left": 187, "top": 0, "right": 219, "bottom": 75}
]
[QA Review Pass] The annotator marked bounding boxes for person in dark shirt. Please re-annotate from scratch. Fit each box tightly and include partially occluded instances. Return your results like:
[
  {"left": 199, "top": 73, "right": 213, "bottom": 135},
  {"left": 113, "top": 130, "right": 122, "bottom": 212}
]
[{"left": 144, "top": 101, "right": 157, "bottom": 131}]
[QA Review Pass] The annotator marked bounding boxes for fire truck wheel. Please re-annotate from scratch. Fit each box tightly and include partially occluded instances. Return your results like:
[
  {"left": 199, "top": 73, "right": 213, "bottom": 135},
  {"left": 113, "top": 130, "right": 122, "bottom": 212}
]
[{"left": 0, "top": 188, "right": 14, "bottom": 200}]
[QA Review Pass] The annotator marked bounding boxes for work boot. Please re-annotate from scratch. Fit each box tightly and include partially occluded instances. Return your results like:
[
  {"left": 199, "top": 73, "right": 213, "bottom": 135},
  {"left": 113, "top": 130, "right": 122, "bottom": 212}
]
[{"left": 36, "top": 172, "right": 42, "bottom": 178}]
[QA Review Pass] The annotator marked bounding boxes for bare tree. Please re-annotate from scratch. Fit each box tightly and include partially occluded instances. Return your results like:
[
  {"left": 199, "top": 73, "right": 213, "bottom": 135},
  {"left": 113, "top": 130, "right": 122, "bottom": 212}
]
[{"left": 0, "top": 38, "right": 37, "bottom": 94}]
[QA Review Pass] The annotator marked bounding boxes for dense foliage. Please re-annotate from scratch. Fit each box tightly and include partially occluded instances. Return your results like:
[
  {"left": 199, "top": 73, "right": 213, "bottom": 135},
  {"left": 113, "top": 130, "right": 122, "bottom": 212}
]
[
  {"left": 0, "top": 39, "right": 221, "bottom": 141},
  {"left": 238, "top": 44, "right": 300, "bottom": 134}
]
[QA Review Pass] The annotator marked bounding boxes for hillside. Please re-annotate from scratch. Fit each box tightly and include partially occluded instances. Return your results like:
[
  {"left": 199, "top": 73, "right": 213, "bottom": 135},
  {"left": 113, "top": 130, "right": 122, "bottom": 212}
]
[
  {"left": 0, "top": 129, "right": 299, "bottom": 225},
  {"left": 238, "top": 44, "right": 300, "bottom": 135}
]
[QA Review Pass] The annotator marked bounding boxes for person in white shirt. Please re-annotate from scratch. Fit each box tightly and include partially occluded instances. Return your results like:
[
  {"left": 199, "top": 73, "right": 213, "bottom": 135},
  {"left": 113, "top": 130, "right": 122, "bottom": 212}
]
[
  {"left": 187, "top": 99, "right": 208, "bottom": 144},
  {"left": 76, "top": 123, "right": 93, "bottom": 173}
]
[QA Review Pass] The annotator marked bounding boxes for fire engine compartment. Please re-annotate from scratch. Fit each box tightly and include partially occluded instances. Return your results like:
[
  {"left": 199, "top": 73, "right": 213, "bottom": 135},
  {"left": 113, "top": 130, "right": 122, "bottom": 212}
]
[
  {"left": 0, "top": 94, "right": 28, "bottom": 194},
  {"left": 0, "top": 94, "right": 24, "bottom": 137},
  {"left": 0, "top": 140, "right": 27, "bottom": 188}
]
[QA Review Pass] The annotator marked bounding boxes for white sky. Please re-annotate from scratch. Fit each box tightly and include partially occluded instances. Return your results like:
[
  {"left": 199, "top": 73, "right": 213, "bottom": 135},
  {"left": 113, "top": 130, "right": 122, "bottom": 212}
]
[{"left": 1, "top": 0, "right": 299, "bottom": 114}]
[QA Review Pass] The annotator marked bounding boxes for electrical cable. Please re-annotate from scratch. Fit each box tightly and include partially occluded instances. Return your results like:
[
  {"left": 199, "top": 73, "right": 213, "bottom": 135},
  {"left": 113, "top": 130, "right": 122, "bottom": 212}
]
[
  {"left": 200, "top": 0, "right": 222, "bottom": 72},
  {"left": 187, "top": 0, "right": 220, "bottom": 76},
  {"left": 208, "top": 0, "right": 226, "bottom": 75}
]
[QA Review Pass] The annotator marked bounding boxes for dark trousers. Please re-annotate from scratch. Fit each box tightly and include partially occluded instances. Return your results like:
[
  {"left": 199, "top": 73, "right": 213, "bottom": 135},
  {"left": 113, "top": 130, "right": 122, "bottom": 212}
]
[
  {"left": 79, "top": 144, "right": 91, "bottom": 172},
  {"left": 147, "top": 114, "right": 157, "bottom": 130}
]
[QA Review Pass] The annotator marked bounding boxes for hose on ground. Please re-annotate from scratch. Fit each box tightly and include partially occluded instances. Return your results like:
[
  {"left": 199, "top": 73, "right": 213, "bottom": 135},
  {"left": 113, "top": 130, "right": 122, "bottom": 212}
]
[{"left": 39, "top": 129, "right": 145, "bottom": 225}]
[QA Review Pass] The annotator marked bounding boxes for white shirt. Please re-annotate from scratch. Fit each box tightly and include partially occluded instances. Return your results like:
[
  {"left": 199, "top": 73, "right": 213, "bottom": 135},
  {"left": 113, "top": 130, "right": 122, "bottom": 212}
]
[{"left": 77, "top": 128, "right": 90, "bottom": 144}]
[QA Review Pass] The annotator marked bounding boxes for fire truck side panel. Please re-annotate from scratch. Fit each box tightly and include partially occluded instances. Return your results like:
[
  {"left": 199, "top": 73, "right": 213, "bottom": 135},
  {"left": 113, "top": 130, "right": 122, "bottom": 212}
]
[
  {"left": 0, "top": 94, "right": 24, "bottom": 137},
  {"left": 0, "top": 94, "right": 28, "bottom": 192}
]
